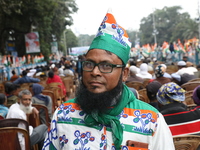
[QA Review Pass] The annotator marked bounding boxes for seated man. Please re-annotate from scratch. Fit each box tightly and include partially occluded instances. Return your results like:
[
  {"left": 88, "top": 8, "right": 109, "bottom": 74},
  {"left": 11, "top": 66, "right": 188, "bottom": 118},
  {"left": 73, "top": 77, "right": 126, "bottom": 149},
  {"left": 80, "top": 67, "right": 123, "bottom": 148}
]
[
  {"left": 137, "top": 63, "right": 153, "bottom": 79},
  {"left": 146, "top": 81, "right": 162, "bottom": 110},
  {"left": 157, "top": 82, "right": 200, "bottom": 136},
  {"left": 10, "top": 70, "right": 19, "bottom": 82},
  {"left": 5, "top": 82, "right": 21, "bottom": 106},
  {"left": 0, "top": 93, "right": 8, "bottom": 118},
  {"left": 29, "top": 83, "right": 53, "bottom": 123},
  {"left": 153, "top": 65, "right": 171, "bottom": 85},
  {"left": 126, "top": 65, "right": 144, "bottom": 83},
  {"left": 6, "top": 89, "right": 48, "bottom": 150},
  {"left": 13, "top": 70, "right": 40, "bottom": 84}
]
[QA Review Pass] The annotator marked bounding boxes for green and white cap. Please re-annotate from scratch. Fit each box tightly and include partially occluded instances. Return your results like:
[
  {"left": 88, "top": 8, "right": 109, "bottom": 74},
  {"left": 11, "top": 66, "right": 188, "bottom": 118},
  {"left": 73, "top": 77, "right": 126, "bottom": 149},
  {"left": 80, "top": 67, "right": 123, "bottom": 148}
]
[{"left": 88, "top": 9, "right": 132, "bottom": 65}]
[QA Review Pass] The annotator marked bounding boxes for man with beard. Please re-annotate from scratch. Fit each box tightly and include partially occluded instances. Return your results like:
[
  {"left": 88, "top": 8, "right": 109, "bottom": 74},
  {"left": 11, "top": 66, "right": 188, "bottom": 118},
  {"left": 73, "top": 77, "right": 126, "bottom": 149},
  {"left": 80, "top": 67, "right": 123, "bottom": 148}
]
[
  {"left": 6, "top": 89, "right": 48, "bottom": 150},
  {"left": 43, "top": 10, "right": 174, "bottom": 150}
]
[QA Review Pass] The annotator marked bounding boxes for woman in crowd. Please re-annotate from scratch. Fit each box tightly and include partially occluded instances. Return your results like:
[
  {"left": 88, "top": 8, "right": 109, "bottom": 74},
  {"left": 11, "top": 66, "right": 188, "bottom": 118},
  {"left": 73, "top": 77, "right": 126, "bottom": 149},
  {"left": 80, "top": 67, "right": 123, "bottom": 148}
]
[
  {"left": 30, "top": 83, "right": 53, "bottom": 122},
  {"left": 46, "top": 70, "right": 66, "bottom": 97},
  {"left": 137, "top": 63, "right": 152, "bottom": 79}
]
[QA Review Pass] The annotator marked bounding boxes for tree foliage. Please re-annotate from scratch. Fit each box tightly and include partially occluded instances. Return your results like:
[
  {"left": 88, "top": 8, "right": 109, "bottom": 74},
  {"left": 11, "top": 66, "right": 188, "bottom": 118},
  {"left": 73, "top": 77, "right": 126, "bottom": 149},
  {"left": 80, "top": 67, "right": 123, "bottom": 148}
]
[
  {"left": 64, "top": 29, "right": 78, "bottom": 53},
  {"left": 77, "top": 34, "right": 95, "bottom": 47},
  {"left": 0, "top": 0, "right": 78, "bottom": 58},
  {"left": 75, "top": 6, "right": 199, "bottom": 49},
  {"left": 138, "top": 6, "right": 198, "bottom": 46}
]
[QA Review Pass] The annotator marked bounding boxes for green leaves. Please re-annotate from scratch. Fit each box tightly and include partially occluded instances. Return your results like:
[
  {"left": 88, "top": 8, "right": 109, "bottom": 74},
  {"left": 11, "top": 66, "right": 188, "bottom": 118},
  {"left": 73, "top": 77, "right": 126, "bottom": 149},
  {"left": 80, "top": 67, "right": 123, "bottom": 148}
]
[{"left": 0, "top": 0, "right": 78, "bottom": 57}]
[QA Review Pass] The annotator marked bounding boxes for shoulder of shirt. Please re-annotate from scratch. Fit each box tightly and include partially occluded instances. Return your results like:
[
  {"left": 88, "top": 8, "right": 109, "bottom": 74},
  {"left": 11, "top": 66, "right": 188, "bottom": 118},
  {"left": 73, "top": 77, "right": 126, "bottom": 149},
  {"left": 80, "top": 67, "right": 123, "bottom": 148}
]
[
  {"left": 64, "top": 98, "right": 76, "bottom": 104},
  {"left": 127, "top": 98, "right": 159, "bottom": 113}
]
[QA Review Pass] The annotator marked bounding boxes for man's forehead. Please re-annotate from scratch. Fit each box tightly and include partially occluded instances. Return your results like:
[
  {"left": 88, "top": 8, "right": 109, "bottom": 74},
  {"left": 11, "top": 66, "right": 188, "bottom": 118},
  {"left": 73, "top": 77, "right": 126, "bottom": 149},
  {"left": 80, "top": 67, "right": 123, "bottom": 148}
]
[
  {"left": 22, "top": 94, "right": 31, "bottom": 97},
  {"left": 86, "top": 49, "right": 122, "bottom": 63}
]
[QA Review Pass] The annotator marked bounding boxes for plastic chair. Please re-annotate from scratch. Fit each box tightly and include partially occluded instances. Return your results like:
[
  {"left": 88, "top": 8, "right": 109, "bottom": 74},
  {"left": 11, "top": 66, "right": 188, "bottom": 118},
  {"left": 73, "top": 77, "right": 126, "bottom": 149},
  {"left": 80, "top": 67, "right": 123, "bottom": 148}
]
[
  {"left": 188, "top": 78, "right": 200, "bottom": 83},
  {"left": 187, "top": 104, "right": 197, "bottom": 111},
  {"left": 166, "top": 65, "right": 178, "bottom": 74},
  {"left": 0, "top": 127, "right": 31, "bottom": 150},
  {"left": 0, "top": 118, "right": 29, "bottom": 132},
  {"left": 42, "top": 89, "right": 56, "bottom": 111},
  {"left": 143, "top": 79, "right": 150, "bottom": 87},
  {"left": 125, "top": 81, "right": 145, "bottom": 91},
  {"left": 181, "top": 81, "right": 200, "bottom": 91},
  {"left": 45, "top": 82, "right": 64, "bottom": 101},
  {"left": 138, "top": 95, "right": 150, "bottom": 103},
  {"left": 20, "top": 83, "right": 32, "bottom": 91},
  {"left": 184, "top": 96, "right": 196, "bottom": 105},
  {"left": 26, "top": 113, "right": 40, "bottom": 129},
  {"left": 0, "top": 118, "right": 32, "bottom": 150},
  {"left": 138, "top": 89, "right": 150, "bottom": 103},
  {"left": 32, "top": 104, "right": 50, "bottom": 128},
  {"left": 62, "top": 76, "right": 75, "bottom": 98},
  {"left": 173, "top": 135, "right": 200, "bottom": 150},
  {"left": 185, "top": 90, "right": 194, "bottom": 98}
]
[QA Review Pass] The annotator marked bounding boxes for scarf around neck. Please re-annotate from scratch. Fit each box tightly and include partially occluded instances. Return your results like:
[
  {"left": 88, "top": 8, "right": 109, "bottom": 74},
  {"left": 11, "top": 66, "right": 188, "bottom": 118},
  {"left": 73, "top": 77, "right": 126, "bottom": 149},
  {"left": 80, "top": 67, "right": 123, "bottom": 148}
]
[{"left": 84, "top": 84, "right": 135, "bottom": 149}]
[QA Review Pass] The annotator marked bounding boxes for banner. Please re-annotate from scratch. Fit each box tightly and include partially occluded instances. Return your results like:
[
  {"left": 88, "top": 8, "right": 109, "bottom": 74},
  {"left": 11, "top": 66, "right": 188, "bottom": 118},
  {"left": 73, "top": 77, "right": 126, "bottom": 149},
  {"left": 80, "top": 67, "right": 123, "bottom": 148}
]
[{"left": 25, "top": 32, "right": 40, "bottom": 53}]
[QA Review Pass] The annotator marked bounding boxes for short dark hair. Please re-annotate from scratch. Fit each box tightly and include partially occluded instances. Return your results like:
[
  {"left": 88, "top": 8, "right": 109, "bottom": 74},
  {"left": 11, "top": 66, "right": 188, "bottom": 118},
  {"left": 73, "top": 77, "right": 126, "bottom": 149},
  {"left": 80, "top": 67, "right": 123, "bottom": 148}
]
[
  {"left": 48, "top": 70, "right": 54, "bottom": 78},
  {"left": 0, "top": 93, "right": 6, "bottom": 104},
  {"left": 146, "top": 81, "right": 162, "bottom": 101},
  {"left": 22, "top": 70, "right": 27, "bottom": 76},
  {"left": 12, "top": 70, "right": 16, "bottom": 75},
  {"left": 5, "top": 82, "right": 20, "bottom": 94}
]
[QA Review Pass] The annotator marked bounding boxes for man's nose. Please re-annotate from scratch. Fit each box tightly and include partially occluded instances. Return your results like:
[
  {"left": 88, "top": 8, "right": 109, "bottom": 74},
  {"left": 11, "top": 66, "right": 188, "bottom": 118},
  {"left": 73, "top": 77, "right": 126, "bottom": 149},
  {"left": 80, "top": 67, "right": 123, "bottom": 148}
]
[
  {"left": 91, "top": 65, "right": 101, "bottom": 75},
  {"left": 25, "top": 100, "right": 31, "bottom": 105}
]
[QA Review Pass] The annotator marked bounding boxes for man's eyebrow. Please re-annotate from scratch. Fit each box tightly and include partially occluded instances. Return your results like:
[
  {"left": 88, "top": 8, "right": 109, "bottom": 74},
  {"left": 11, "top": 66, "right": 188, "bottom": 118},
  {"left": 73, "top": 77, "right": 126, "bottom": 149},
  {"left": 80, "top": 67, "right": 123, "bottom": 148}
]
[{"left": 85, "top": 59, "right": 111, "bottom": 63}]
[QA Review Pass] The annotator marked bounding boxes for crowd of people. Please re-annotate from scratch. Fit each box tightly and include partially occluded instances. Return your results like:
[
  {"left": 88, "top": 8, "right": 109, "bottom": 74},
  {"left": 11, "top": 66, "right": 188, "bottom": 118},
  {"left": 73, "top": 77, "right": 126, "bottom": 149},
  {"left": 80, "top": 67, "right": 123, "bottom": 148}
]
[{"left": 2, "top": 10, "right": 200, "bottom": 150}]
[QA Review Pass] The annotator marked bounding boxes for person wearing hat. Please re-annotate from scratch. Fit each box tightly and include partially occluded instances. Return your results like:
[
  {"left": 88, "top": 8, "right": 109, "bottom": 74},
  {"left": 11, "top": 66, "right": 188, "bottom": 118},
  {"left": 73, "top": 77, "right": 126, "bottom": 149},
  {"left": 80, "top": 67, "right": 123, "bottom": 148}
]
[
  {"left": 43, "top": 10, "right": 174, "bottom": 150},
  {"left": 157, "top": 82, "right": 186, "bottom": 113},
  {"left": 58, "top": 66, "right": 65, "bottom": 77},
  {"left": 153, "top": 65, "right": 171, "bottom": 85},
  {"left": 160, "top": 64, "right": 172, "bottom": 79},
  {"left": 177, "top": 60, "right": 186, "bottom": 68},
  {"left": 176, "top": 61, "right": 194, "bottom": 75},
  {"left": 157, "top": 82, "right": 200, "bottom": 136},
  {"left": 137, "top": 63, "right": 153, "bottom": 79},
  {"left": 29, "top": 83, "right": 53, "bottom": 122},
  {"left": 125, "top": 65, "right": 143, "bottom": 83}
]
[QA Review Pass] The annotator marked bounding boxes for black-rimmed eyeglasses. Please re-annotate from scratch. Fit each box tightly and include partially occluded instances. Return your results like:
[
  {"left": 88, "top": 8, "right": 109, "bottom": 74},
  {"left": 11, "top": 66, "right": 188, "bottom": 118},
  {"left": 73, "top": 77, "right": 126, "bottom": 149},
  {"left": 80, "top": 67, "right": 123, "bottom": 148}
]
[{"left": 82, "top": 61, "right": 124, "bottom": 73}]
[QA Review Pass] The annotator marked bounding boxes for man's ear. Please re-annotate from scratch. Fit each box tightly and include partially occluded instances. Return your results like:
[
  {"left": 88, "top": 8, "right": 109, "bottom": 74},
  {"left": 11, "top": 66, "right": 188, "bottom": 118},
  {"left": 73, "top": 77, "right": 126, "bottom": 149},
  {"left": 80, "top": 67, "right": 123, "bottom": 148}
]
[{"left": 122, "top": 67, "right": 129, "bottom": 82}]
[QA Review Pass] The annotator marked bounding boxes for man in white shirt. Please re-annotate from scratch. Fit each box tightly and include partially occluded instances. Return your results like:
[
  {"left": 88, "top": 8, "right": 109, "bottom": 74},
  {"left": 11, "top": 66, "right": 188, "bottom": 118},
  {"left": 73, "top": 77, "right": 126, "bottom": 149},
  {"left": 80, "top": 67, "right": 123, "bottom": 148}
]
[{"left": 6, "top": 89, "right": 48, "bottom": 150}]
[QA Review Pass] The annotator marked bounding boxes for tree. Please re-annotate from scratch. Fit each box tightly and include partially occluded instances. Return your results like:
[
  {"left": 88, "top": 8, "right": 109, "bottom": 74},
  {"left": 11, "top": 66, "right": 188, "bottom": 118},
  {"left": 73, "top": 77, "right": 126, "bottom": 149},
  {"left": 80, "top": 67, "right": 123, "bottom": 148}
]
[
  {"left": 77, "top": 34, "right": 95, "bottom": 46},
  {"left": 139, "top": 6, "right": 196, "bottom": 46},
  {"left": 64, "top": 29, "right": 78, "bottom": 49},
  {"left": 0, "top": 0, "right": 78, "bottom": 59},
  {"left": 127, "top": 30, "right": 141, "bottom": 47}
]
